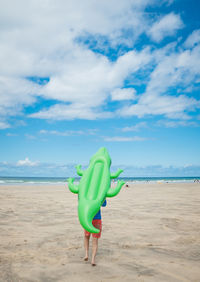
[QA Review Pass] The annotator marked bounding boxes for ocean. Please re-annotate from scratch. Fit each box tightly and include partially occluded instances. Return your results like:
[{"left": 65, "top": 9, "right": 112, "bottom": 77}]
[{"left": 0, "top": 176, "right": 199, "bottom": 185}]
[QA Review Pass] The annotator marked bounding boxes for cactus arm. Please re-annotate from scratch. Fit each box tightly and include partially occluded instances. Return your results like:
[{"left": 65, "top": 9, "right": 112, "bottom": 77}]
[
  {"left": 76, "top": 165, "right": 84, "bottom": 176},
  {"left": 110, "top": 169, "right": 123, "bottom": 179},
  {"left": 68, "top": 178, "right": 79, "bottom": 194},
  {"left": 106, "top": 180, "right": 125, "bottom": 197}
]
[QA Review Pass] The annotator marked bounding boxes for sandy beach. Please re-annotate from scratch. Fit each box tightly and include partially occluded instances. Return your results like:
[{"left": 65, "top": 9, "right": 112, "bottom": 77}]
[{"left": 0, "top": 182, "right": 200, "bottom": 282}]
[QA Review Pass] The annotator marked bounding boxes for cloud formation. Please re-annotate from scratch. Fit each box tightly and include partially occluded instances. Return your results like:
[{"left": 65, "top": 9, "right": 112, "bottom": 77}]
[
  {"left": 16, "top": 157, "right": 39, "bottom": 167},
  {"left": 104, "top": 136, "right": 147, "bottom": 142},
  {"left": 39, "top": 128, "right": 98, "bottom": 136},
  {"left": 0, "top": 0, "right": 200, "bottom": 127},
  {"left": 184, "top": 29, "right": 200, "bottom": 48},
  {"left": 1, "top": 161, "right": 200, "bottom": 177},
  {"left": 157, "top": 120, "right": 199, "bottom": 128},
  {"left": 119, "top": 40, "right": 200, "bottom": 119},
  {"left": 111, "top": 88, "right": 136, "bottom": 101},
  {"left": 122, "top": 122, "right": 147, "bottom": 132},
  {"left": 148, "top": 13, "right": 183, "bottom": 42}
]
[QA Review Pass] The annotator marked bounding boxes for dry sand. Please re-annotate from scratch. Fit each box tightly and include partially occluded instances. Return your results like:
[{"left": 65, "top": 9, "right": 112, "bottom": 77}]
[{"left": 0, "top": 182, "right": 200, "bottom": 282}]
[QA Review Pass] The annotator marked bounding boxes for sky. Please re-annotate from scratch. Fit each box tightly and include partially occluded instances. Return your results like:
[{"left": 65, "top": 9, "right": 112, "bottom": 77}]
[{"left": 0, "top": 0, "right": 200, "bottom": 177}]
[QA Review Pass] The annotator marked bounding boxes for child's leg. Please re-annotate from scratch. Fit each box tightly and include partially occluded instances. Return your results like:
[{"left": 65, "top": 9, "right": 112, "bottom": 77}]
[
  {"left": 91, "top": 237, "right": 98, "bottom": 266},
  {"left": 84, "top": 234, "right": 90, "bottom": 261},
  {"left": 90, "top": 219, "right": 102, "bottom": 266}
]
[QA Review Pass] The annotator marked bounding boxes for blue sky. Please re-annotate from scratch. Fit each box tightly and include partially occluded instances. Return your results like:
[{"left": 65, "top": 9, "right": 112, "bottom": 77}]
[{"left": 0, "top": 0, "right": 200, "bottom": 177}]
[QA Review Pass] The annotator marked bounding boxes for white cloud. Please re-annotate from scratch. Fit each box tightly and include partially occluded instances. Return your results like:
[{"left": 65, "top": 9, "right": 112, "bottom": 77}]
[
  {"left": 163, "top": 0, "right": 175, "bottom": 5},
  {"left": 157, "top": 120, "right": 199, "bottom": 128},
  {"left": 29, "top": 47, "right": 152, "bottom": 120},
  {"left": 30, "top": 104, "right": 113, "bottom": 120},
  {"left": 111, "top": 88, "right": 136, "bottom": 101},
  {"left": 0, "top": 121, "right": 10, "bottom": 129},
  {"left": 25, "top": 134, "right": 36, "bottom": 140},
  {"left": 6, "top": 133, "right": 18, "bottom": 136},
  {"left": 0, "top": 0, "right": 199, "bottom": 127},
  {"left": 0, "top": 76, "right": 40, "bottom": 119},
  {"left": 119, "top": 41, "right": 200, "bottom": 119},
  {"left": 0, "top": 161, "right": 77, "bottom": 177},
  {"left": 148, "top": 13, "right": 183, "bottom": 42},
  {"left": 116, "top": 164, "right": 200, "bottom": 177},
  {"left": 122, "top": 122, "right": 147, "bottom": 132},
  {"left": 0, "top": 0, "right": 157, "bottom": 125},
  {"left": 16, "top": 157, "right": 39, "bottom": 167},
  {"left": 184, "top": 29, "right": 200, "bottom": 48},
  {"left": 120, "top": 94, "right": 198, "bottom": 119},
  {"left": 1, "top": 161, "right": 200, "bottom": 177},
  {"left": 104, "top": 136, "right": 147, "bottom": 142},
  {"left": 39, "top": 129, "right": 97, "bottom": 136}
]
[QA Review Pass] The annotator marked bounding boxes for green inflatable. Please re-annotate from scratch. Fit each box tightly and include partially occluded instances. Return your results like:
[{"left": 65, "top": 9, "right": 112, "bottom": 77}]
[{"left": 68, "top": 147, "right": 125, "bottom": 233}]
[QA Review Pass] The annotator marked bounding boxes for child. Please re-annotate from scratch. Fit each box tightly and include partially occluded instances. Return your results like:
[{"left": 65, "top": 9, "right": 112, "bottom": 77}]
[{"left": 83, "top": 199, "right": 107, "bottom": 266}]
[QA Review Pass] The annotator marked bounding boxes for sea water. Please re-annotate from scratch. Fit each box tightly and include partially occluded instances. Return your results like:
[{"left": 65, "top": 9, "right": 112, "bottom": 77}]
[{"left": 0, "top": 176, "right": 199, "bottom": 185}]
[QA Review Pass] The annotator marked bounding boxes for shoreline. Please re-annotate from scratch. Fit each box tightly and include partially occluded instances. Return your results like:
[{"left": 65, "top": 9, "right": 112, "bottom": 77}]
[{"left": 1, "top": 176, "right": 200, "bottom": 186}]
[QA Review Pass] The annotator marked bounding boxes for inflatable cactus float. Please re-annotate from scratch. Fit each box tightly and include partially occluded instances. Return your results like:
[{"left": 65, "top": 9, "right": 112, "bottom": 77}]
[{"left": 68, "top": 147, "right": 125, "bottom": 233}]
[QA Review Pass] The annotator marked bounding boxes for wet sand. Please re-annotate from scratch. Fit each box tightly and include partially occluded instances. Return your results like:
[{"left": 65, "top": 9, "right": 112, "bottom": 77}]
[{"left": 0, "top": 183, "right": 200, "bottom": 282}]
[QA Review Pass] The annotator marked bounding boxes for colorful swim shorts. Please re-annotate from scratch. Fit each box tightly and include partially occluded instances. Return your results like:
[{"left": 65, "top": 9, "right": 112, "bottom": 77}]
[{"left": 84, "top": 219, "right": 102, "bottom": 238}]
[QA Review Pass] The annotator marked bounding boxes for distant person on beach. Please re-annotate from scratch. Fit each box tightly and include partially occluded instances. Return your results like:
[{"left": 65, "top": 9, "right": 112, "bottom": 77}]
[{"left": 83, "top": 199, "right": 107, "bottom": 266}]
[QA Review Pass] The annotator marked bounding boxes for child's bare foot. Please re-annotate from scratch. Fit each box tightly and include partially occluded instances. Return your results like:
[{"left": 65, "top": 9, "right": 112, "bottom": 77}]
[{"left": 84, "top": 256, "right": 88, "bottom": 261}]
